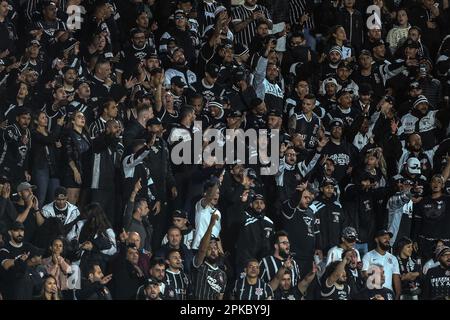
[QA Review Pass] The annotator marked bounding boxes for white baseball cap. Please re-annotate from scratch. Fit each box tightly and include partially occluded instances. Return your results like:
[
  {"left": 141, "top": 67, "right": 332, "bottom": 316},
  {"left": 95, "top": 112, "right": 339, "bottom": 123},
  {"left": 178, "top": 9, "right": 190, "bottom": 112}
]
[{"left": 406, "top": 157, "right": 421, "bottom": 174}]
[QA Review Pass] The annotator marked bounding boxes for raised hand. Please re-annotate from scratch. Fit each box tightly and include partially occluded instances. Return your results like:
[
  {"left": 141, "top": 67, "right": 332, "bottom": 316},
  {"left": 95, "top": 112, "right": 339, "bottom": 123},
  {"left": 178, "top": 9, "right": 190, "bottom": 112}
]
[
  {"left": 133, "top": 178, "right": 142, "bottom": 195},
  {"left": 1, "top": 183, "right": 10, "bottom": 199},
  {"left": 100, "top": 274, "right": 113, "bottom": 285}
]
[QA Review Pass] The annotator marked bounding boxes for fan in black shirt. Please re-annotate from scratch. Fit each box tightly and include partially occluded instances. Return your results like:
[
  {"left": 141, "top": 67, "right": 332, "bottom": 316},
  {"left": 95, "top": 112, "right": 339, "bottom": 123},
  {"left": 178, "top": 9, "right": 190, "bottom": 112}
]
[
  {"left": 270, "top": 258, "right": 317, "bottom": 300},
  {"left": 192, "top": 212, "right": 227, "bottom": 300},
  {"left": 191, "top": 63, "right": 225, "bottom": 103},
  {"left": 422, "top": 246, "right": 450, "bottom": 300},
  {"left": 0, "top": 222, "right": 41, "bottom": 300},
  {"left": 164, "top": 249, "right": 190, "bottom": 300},
  {"left": 320, "top": 258, "right": 352, "bottom": 300}
]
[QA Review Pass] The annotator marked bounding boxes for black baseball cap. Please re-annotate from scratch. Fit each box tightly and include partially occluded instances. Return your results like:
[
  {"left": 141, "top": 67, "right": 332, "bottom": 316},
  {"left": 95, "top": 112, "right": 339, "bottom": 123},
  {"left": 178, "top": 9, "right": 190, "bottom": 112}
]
[
  {"left": 336, "top": 88, "right": 353, "bottom": 100},
  {"left": 250, "top": 193, "right": 264, "bottom": 202},
  {"left": 409, "top": 81, "right": 420, "bottom": 90},
  {"left": 404, "top": 38, "right": 419, "bottom": 49},
  {"left": 54, "top": 186, "right": 67, "bottom": 198},
  {"left": 375, "top": 229, "right": 393, "bottom": 238},
  {"left": 359, "top": 83, "right": 373, "bottom": 96},
  {"left": 144, "top": 277, "right": 160, "bottom": 287},
  {"left": 337, "top": 61, "right": 352, "bottom": 70},
  {"left": 245, "top": 168, "right": 258, "bottom": 181},
  {"left": 10, "top": 221, "right": 25, "bottom": 231},
  {"left": 372, "top": 39, "right": 386, "bottom": 48},
  {"left": 384, "top": 95, "right": 395, "bottom": 104},
  {"left": 205, "top": 63, "right": 220, "bottom": 78},
  {"left": 171, "top": 76, "right": 188, "bottom": 88},
  {"left": 226, "top": 110, "right": 243, "bottom": 118},
  {"left": 172, "top": 209, "right": 188, "bottom": 219},
  {"left": 130, "top": 27, "right": 145, "bottom": 37},
  {"left": 267, "top": 109, "right": 282, "bottom": 118},
  {"left": 146, "top": 117, "right": 162, "bottom": 126}
]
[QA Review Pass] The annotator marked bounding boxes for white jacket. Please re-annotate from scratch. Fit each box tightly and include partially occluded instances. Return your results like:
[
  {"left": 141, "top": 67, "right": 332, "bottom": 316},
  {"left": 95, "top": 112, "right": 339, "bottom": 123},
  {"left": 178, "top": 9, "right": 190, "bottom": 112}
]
[{"left": 42, "top": 201, "right": 80, "bottom": 226}]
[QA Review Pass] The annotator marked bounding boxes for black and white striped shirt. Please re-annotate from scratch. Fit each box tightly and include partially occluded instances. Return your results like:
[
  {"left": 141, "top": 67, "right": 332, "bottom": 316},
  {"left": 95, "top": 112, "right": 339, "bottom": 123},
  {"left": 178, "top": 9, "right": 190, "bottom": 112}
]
[
  {"left": 199, "top": 0, "right": 220, "bottom": 34},
  {"left": 89, "top": 117, "right": 107, "bottom": 139},
  {"left": 165, "top": 269, "right": 190, "bottom": 300},
  {"left": 231, "top": 4, "right": 272, "bottom": 47},
  {"left": 288, "top": 0, "right": 315, "bottom": 29},
  {"left": 192, "top": 261, "right": 227, "bottom": 300},
  {"left": 232, "top": 277, "right": 273, "bottom": 300},
  {"left": 260, "top": 255, "right": 300, "bottom": 286}
]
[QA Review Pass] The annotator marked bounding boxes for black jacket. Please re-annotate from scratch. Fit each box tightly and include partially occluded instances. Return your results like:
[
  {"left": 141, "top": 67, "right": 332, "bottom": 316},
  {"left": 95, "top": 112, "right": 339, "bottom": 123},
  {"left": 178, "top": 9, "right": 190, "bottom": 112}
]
[
  {"left": 336, "top": 8, "right": 364, "bottom": 53},
  {"left": 77, "top": 279, "right": 113, "bottom": 300},
  {"left": 226, "top": 85, "right": 257, "bottom": 113},
  {"left": 235, "top": 209, "right": 274, "bottom": 271},
  {"left": 0, "top": 123, "right": 31, "bottom": 184},
  {"left": 281, "top": 197, "right": 322, "bottom": 261},
  {"left": 89, "top": 133, "right": 123, "bottom": 190},
  {"left": 30, "top": 124, "right": 62, "bottom": 175},
  {"left": 111, "top": 257, "right": 145, "bottom": 300},
  {"left": 144, "top": 138, "right": 176, "bottom": 202},
  {"left": 315, "top": 196, "right": 347, "bottom": 252},
  {"left": 343, "top": 185, "right": 386, "bottom": 244},
  {"left": 422, "top": 265, "right": 450, "bottom": 300},
  {"left": 62, "top": 128, "right": 91, "bottom": 179}
]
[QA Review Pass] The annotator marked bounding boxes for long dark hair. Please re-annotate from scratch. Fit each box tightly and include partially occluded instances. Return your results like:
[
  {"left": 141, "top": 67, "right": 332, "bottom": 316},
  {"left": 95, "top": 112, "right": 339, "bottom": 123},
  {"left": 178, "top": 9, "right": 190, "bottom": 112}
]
[
  {"left": 79, "top": 203, "right": 111, "bottom": 243},
  {"left": 38, "top": 274, "right": 62, "bottom": 300}
]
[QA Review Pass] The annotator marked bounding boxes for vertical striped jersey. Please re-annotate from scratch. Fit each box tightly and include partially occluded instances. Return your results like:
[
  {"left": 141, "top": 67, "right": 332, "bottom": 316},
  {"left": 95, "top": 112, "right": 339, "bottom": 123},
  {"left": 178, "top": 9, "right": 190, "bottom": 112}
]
[
  {"left": 260, "top": 255, "right": 300, "bottom": 286},
  {"left": 232, "top": 277, "right": 273, "bottom": 300},
  {"left": 231, "top": 4, "right": 272, "bottom": 47}
]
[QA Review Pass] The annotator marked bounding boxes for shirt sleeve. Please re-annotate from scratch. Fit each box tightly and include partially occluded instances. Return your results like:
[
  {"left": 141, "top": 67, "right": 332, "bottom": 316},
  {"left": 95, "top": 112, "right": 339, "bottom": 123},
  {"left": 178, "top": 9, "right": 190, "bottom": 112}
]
[
  {"left": 362, "top": 253, "right": 370, "bottom": 272},
  {"left": 392, "top": 256, "right": 400, "bottom": 275}
]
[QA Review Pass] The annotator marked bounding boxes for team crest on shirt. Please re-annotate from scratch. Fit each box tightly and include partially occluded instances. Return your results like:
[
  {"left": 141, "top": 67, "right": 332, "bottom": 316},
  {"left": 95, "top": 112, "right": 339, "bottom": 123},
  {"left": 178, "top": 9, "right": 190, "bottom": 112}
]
[
  {"left": 151, "top": 146, "right": 159, "bottom": 153},
  {"left": 446, "top": 270, "right": 450, "bottom": 276},
  {"left": 169, "top": 290, "right": 175, "bottom": 298},
  {"left": 255, "top": 288, "right": 263, "bottom": 296},
  {"left": 219, "top": 274, "right": 224, "bottom": 283},
  {"left": 332, "top": 212, "right": 340, "bottom": 223},
  {"left": 387, "top": 257, "right": 392, "bottom": 264}
]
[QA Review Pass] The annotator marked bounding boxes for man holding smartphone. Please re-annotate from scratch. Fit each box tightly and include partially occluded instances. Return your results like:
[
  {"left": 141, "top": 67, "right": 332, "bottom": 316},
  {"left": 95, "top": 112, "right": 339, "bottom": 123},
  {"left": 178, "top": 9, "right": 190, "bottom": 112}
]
[
  {"left": 231, "top": 0, "right": 272, "bottom": 47},
  {"left": 13, "top": 182, "right": 45, "bottom": 244}
]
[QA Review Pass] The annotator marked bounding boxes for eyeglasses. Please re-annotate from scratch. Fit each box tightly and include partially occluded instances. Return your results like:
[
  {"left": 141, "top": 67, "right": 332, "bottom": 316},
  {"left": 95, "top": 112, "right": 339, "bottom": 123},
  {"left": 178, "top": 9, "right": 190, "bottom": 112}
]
[{"left": 175, "top": 15, "right": 185, "bottom": 20}]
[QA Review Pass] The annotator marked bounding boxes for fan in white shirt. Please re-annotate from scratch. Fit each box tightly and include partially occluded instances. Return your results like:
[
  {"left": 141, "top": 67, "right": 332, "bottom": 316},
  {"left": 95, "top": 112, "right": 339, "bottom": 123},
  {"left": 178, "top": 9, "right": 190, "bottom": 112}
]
[
  {"left": 326, "top": 227, "right": 361, "bottom": 266},
  {"left": 191, "top": 180, "right": 222, "bottom": 250},
  {"left": 362, "top": 230, "right": 401, "bottom": 298}
]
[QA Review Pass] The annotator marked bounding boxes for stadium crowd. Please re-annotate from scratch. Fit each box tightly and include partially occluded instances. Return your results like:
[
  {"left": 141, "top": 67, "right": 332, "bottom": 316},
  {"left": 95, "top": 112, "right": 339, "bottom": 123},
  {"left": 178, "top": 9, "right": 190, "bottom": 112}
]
[{"left": 0, "top": 0, "right": 449, "bottom": 300}]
